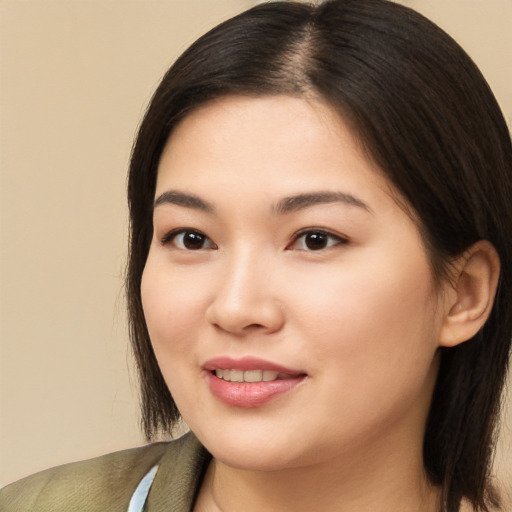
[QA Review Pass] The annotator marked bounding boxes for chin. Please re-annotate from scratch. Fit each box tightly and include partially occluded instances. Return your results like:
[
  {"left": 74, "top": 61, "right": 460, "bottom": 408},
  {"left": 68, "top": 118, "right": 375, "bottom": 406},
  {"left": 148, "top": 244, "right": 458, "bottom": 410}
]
[
  {"left": 188, "top": 424, "right": 286, "bottom": 467},
  {"left": 209, "top": 445, "right": 302, "bottom": 472},
  {"left": 190, "top": 420, "right": 322, "bottom": 473}
]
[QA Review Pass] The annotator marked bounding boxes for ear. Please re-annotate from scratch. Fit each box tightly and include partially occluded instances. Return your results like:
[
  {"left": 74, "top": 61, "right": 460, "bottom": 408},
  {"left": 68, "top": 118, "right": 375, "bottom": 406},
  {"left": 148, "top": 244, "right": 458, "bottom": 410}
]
[{"left": 439, "top": 240, "right": 500, "bottom": 348}]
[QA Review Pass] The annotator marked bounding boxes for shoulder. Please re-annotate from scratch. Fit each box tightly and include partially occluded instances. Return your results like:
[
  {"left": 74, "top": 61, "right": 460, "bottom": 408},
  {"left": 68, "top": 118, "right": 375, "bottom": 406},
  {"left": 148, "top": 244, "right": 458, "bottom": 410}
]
[{"left": 0, "top": 433, "right": 204, "bottom": 512}]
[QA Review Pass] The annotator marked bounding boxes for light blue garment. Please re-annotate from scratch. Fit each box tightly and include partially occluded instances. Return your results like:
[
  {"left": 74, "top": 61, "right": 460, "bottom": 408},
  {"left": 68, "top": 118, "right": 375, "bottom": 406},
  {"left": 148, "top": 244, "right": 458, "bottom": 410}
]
[{"left": 127, "top": 465, "right": 159, "bottom": 512}]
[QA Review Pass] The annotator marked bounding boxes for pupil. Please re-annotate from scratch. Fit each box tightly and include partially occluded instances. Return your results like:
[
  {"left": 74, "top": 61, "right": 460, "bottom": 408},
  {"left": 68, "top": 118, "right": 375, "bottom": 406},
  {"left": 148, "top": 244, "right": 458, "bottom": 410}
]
[
  {"left": 184, "top": 232, "right": 205, "bottom": 249},
  {"left": 305, "top": 232, "right": 327, "bottom": 250}
]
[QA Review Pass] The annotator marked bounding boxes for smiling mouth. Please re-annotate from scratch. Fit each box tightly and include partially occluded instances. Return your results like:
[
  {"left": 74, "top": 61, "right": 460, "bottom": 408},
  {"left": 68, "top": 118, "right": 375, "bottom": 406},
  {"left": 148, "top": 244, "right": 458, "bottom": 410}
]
[
  {"left": 204, "top": 357, "right": 307, "bottom": 406},
  {"left": 213, "top": 369, "right": 298, "bottom": 383}
]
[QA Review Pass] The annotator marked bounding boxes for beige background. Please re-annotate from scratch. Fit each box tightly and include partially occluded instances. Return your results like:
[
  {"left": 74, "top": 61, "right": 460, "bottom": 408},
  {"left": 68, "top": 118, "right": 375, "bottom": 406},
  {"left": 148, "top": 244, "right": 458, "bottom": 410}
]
[{"left": 1, "top": 0, "right": 511, "bottom": 499}]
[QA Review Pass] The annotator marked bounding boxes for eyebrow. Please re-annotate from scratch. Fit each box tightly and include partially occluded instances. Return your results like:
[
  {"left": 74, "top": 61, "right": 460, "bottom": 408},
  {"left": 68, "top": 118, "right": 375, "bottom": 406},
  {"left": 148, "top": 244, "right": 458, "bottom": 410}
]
[
  {"left": 154, "top": 191, "right": 215, "bottom": 213},
  {"left": 153, "top": 190, "right": 371, "bottom": 215},
  {"left": 273, "top": 191, "right": 371, "bottom": 215}
]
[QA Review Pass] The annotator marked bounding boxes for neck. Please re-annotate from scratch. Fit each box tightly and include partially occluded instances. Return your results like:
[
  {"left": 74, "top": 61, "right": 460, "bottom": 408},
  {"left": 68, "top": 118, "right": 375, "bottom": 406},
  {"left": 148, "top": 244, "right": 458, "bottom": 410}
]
[{"left": 195, "top": 437, "right": 441, "bottom": 512}]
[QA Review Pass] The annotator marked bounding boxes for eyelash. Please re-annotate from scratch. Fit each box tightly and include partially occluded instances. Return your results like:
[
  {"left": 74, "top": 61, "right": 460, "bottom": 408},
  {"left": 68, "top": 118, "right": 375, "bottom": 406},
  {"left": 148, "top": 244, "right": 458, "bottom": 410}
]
[
  {"left": 160, "top": 228, "right": 348, "bottom": 251},
  {"left": 160, "top": 229, "right": 216, "bottom": 250},
  {"left": 288, "top": 229, "right": 348, "bottom": 251}
]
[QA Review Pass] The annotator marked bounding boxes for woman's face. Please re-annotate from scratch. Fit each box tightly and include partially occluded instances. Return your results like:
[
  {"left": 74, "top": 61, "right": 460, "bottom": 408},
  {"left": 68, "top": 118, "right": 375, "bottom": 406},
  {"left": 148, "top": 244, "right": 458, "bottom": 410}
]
[{"left": 141, "top": 95, "right": 450, "bottom": 471}]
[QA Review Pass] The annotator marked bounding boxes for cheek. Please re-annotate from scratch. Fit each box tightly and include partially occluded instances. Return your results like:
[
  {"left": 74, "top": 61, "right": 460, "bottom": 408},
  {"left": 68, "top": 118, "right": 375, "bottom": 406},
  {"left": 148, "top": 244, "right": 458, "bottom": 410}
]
[
  {"left": 140, "top": 260, "right": 207, "bottom": 413},
  {"left": 294, "top": 255, "right": 440, "bottom": 436},
  {"left": 141, "top": 257, "right": 204, "bottom": 355},
  {"left": 289, "top": 249, "right": 439, "bottom": 370}
]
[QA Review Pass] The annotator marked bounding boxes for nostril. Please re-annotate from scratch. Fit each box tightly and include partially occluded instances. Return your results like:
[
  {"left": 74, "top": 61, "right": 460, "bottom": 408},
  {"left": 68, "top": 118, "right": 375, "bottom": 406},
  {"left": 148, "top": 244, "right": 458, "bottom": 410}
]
[{"left": 206, "top": 297, "right": 285, "bottom": 335}]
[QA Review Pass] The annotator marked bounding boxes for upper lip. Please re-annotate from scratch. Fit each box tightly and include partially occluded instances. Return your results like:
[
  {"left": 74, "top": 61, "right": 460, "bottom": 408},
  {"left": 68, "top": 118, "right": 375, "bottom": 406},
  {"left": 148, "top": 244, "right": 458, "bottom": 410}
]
[{"left": 203, "top": 356, "right": 305, "bottom": 376}]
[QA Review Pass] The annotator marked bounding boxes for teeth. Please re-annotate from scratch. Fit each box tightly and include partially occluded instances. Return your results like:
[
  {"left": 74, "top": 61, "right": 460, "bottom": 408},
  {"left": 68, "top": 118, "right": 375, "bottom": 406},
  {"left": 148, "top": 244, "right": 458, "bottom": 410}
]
[
  {"left": 244, "top": 370, "right": 263, "bottom": 382},
  {"left": 215, "top": 369, "right": 282, "bottom": 383},
  {"left": 263, "top": 370, "right": 279, "bottom": 381},
  {"left": 230, "top": 370, "right": 244, "bottom": 382}
]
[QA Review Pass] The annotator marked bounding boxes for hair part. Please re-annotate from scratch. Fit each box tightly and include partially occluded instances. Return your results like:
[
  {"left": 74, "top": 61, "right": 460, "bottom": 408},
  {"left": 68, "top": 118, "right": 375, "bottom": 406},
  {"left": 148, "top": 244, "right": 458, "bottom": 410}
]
[{"left": 127, "top": 1, "right": 512, "bottom": 510}]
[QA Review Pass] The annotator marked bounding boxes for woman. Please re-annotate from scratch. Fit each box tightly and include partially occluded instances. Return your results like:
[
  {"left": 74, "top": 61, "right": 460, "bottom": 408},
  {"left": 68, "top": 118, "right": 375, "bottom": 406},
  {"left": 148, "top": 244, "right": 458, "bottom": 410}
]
[{"left": 1, "top": 0, "right": 511, "bottom": 511}]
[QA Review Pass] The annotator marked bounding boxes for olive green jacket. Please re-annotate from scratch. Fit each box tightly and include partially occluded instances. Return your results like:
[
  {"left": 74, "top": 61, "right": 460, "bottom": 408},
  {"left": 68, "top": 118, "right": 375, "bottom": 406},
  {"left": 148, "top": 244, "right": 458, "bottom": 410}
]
[{"left": 0, "top": 432, "right": 210, "bottom": 512}]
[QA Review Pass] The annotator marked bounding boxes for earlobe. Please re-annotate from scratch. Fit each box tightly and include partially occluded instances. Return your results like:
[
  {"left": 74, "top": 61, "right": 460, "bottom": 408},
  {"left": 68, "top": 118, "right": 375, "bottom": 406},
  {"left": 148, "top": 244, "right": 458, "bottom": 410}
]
[{"left": 439, "top": 240, "right": 500, "bottom": 348}]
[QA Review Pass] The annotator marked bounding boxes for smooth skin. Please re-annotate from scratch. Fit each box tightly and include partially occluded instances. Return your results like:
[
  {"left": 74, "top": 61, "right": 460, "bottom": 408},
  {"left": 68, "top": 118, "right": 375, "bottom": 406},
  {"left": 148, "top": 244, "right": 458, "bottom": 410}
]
[{"left": 141, "top": 95, "right": 499, "bottom": 512}]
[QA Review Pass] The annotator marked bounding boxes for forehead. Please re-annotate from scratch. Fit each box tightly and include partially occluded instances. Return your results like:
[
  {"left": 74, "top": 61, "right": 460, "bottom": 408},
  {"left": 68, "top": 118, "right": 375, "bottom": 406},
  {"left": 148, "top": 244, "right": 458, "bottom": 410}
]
[{"left": 156, "top": 95, "right": 392, "bottom": 200}]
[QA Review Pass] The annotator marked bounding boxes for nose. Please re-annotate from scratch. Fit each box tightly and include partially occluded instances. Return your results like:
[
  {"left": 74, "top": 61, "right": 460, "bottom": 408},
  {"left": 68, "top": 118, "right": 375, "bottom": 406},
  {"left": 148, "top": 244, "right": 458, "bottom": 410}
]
[{"left": 205, "top": 252, "right": 285, "bottom": 336}]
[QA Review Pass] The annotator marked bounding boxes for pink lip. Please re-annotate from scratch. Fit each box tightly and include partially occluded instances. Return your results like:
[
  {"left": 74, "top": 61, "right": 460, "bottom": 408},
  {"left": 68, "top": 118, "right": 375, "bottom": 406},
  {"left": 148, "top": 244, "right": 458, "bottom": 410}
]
[
  {"left": 203, "top": 356, "right": 307, "bottom": 408},
  {"left": 203, "top": 356, "right": 303, "bottom": 374}
]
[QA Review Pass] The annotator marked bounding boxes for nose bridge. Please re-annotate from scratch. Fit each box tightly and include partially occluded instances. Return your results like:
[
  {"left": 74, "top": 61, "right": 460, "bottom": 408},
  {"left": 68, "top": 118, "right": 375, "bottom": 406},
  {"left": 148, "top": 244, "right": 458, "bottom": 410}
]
[
  {"left": 206, "top": 244, "right": 283, "bottom": 334},
  {"left": 222, "top": 245, "right": 262, "bottom": 298}
]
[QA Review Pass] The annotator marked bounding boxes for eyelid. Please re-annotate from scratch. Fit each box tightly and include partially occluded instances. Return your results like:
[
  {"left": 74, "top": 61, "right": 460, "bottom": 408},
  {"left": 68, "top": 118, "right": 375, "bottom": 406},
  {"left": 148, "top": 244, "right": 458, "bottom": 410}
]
[
  {"left": 288, "top": 228, "right": 349, "bottom": 251},
  {"left": 160, "top": 227, "right": 182, "bottom": 245},
  {"left": 160, "top": 228, "right": 216, "bottom": 249}
]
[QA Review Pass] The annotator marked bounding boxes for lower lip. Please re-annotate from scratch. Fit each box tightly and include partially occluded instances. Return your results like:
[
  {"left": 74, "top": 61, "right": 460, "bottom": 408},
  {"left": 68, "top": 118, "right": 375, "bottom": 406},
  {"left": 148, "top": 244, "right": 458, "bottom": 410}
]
[{"left": 205, "top": 372, "right": 306, "bottom": 408}]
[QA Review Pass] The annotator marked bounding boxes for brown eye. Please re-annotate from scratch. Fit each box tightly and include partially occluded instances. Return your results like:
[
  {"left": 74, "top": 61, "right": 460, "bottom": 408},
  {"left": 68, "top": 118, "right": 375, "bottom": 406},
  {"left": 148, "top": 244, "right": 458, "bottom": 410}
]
[
  {"left": 163, "top": 229, "right": 216, "bottom": 250},
  {"left": 289, "top": 230, "right": 347, "bottom": 251},
  {"left": 303, "top": 232, "right": 329, "bottom": 250},
  {"left": 182, "top": 231, "right": 208, "bottom": 249}
]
